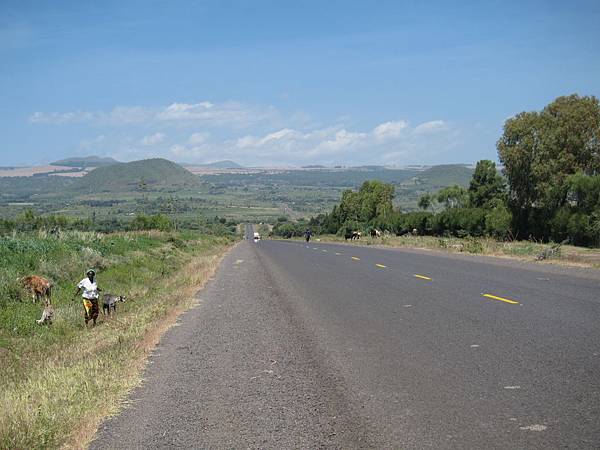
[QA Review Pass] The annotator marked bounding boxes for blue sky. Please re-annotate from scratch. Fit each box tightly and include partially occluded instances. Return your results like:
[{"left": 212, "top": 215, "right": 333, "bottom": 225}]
[{"left": 1, "top": 0, "right": 599, "bottom": 166}]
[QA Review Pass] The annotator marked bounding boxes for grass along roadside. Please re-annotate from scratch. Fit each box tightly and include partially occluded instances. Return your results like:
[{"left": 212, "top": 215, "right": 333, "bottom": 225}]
[
  {"left": 294, "top": 234, "right": 600, "bottom": 269},
  {"left": 0, "top": 230, "right": 234, "bottom": 449}
]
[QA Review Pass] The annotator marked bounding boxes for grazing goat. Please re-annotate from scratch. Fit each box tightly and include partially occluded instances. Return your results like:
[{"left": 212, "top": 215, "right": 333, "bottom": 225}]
[
  {"left": 102, "top": 294, "right": 126, "bottom": 316},
  {"left": 344, "top": 231, "right": 362, "bottom": 240},
  {"left": 370, "top": 228, "right": 382, "bottom": 238},
  {"left": 20, "top": 275, "right": 54, "bottom": 325},
  {"left": 20, "top": 275, "right": 52, "bottom": 304},
  {"left": 536, "top": 239, "right": 570, "bottom": 261},
  {"left": 36, "top": 304, "right": 54, "bottom": 325}
]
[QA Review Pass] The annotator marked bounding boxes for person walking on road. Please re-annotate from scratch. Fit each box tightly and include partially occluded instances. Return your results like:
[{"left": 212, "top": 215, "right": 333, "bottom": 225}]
[
  {"left": 74, "top": 269, "right": 102, "bottom": 327},
  {"left": 304, "top": 228, "right": 312, "bottom": 243}
]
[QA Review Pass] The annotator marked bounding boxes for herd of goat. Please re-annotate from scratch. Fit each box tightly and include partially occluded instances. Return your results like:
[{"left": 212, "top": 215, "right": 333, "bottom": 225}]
[
  {"left": 344, "top": 228, "right": 414, "bottom": 240},
  {"left": 19, "top": 275, "right": 124, "bottom": 325},
  {"left": 18, "top": 231, "right": 564, "bottom": 326}
]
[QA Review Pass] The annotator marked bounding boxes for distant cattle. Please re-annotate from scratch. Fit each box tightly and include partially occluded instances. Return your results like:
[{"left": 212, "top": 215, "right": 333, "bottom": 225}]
[
  {"left": 344, "top": 231, "right": 362, "bottom": 240},
  {"left": 370, "top": 228, "right": 382, "bottom": 238},
  {"left": 20, "top": 275, "right": 52, "bottom": 304}
]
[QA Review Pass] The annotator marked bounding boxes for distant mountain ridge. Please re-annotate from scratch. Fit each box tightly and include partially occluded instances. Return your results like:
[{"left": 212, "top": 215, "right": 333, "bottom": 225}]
[
  {"left": 71, "top": 158, "right": 200, "bottom": 193},
  {"left": 197, "top": 160, "right": 244, "bottom": 169},
  {"left": 50, "top": 156, "right": 120, "bottom": 168}
]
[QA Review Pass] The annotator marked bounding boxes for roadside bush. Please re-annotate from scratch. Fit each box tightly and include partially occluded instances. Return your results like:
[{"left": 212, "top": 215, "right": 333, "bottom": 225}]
[
  {"left": 485, "top": 203, "right": 512, "bottom": 239},
  {"left": 395, "top": 212, "right": 434, "bottom": 235},
  {"left": 272, "top": 221, "right": 305, "bottom": 238},
  {"left": 129, "top": 214, "right": 173, "bottom": 232},
  {"left": 433, "top": 208, "right": 486, "bottom": 237}
]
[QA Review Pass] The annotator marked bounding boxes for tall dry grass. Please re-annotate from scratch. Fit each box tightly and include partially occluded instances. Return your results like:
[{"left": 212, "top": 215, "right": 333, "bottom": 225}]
[
  {"left": 308, "top": 234, "right": 600, "bottom": 268},
  {"left": 0, "top": 231, "right": 233, "bottom": 449}
]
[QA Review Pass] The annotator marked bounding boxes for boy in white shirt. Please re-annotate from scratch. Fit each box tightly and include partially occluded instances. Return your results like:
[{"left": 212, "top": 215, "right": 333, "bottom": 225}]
[{"left": 73, "top": 269, "right": 102, "bottom": 326}]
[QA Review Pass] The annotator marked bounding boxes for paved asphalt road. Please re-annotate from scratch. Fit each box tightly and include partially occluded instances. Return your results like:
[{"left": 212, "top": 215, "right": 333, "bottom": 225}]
[{"left": 91, "top": 228, "right": 600, "bottom": 449}]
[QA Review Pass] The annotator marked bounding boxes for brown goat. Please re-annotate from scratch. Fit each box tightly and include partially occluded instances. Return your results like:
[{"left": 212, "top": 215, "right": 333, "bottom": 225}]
[{"left": 20, "top": 275, "right": 52, "bottom": 305}]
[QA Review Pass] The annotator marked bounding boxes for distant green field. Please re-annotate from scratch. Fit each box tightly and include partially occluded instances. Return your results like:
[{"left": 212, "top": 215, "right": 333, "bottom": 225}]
[
  {"left": 200, "top": 164, "right": 474, "bottom": 214},
  {"left": 0, "top": 164, "right": 475, "bottom": 224}
]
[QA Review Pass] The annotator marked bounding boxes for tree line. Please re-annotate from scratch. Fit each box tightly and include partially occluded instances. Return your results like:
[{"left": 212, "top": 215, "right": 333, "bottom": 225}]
[
  {"left": 0, "top": 210, "right": 239, "bottom": 236},
  {"left": 274, "top": 94, "right": 600, "bottom": 247}
]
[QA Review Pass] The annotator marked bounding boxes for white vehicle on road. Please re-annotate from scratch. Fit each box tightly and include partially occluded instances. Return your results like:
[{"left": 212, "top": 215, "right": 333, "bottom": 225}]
[{"left": 253, "top": 231, "right": 261, "bottom": 242}]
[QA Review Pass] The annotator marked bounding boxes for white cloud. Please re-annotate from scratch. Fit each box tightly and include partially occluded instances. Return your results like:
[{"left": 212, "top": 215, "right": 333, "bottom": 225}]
[
  {"left": 228, "top": 119, "right": 458, "bottom": 165},
  {"left": 30, "top": 100, "right": 279, "bottom": 129},
  {"left": 373, "top": 120, "right": 408, "bottom": 141},
  {"left": 236, "top": 128, "right": 302, "bottom": 149},
  {"left": 153, "top": 101, "right": 278, "bottom": 128},
  {"left": 414, "top": 120, "right": 447, "bottom": 134},
  {"left": 310, "top": 129, "right": 367, "bottom": 155},
  {"left": 157, "top": 102, "right": 213, "bottom": 120},
  {"left": 30, "top": 111, "right": 94, "bottom": 124},
  {"left": 140, "top": 132, "right": 166, "bottom": 146},
  {"left": 29, "top": 100, "right": 460, "bottom": 165}
]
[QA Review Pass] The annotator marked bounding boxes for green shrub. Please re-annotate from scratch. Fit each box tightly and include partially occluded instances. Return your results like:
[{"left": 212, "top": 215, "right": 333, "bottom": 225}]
[{"left": 485, "top": 203, "right": 512, "bottom": 239}]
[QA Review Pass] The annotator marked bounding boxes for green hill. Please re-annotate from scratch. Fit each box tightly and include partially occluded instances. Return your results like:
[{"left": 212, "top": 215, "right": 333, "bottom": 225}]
[
  {"left": 71, "top": 158, "right": 201, "bottom": 193},
  {"left": 411, "top": 164, "right": 474, "bottom": 190},
  {"left": 50, "top": 155, "right": 120, "bottom": 168}
]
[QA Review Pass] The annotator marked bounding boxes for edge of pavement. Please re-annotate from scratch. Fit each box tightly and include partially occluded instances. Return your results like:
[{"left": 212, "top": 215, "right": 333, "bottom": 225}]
[{"left": 272, "top": 237, "right": 600, "bottom": 282}]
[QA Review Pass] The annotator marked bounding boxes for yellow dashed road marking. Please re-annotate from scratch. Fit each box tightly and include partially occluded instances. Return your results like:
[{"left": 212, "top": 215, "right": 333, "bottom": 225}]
[
  {"left": 414, "top": 274, "right": 432, "bottom": 281},
  {"left": 351, "top": 256, "right": 361, "bottom": 261},
  {"left": 482, "top": 293, "right": 519, "bottom": 305},
  {"left": 375, "top": 264, "right": 387, "bottom": 268}
]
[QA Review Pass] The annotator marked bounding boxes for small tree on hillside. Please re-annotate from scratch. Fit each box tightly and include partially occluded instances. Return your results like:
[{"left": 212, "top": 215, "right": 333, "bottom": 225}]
[
  {"left": 418, "top": 193, "right": 433, "bottom": 211},
  {"left": 437, "top": 185, "right": 468, "bottom": 209}
]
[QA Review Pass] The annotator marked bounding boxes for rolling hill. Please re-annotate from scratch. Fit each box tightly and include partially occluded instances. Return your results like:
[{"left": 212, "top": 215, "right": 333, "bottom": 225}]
[
  {"left": 410, "top": 164, "right": 474, "bottom": 189},
  {"left": 201, "top": 160, "right": 243, "bottom": 169},
  {"left": 50, "top": 156, "right": 120, "bottom": 168},
  {"left": 70, "top": 158, "right": 201, "bottom": 193}
]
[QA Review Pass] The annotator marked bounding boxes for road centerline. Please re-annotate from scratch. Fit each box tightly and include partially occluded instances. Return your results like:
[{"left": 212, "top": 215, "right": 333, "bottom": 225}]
[
  {"left": 482, "top": 293, "right": 520, "bottom": 305},
  {"left": 414, "top": 274, "right": 432, "bottom": 281}
]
